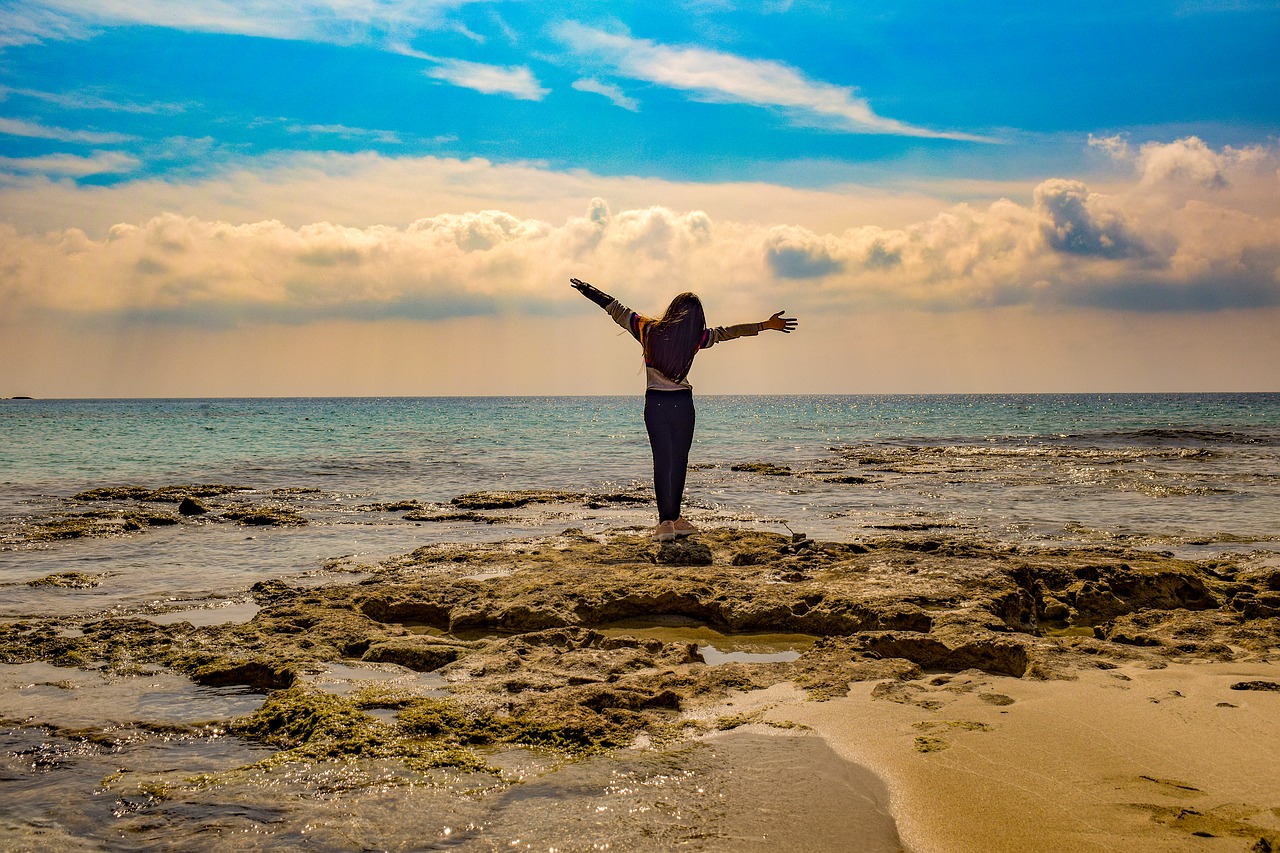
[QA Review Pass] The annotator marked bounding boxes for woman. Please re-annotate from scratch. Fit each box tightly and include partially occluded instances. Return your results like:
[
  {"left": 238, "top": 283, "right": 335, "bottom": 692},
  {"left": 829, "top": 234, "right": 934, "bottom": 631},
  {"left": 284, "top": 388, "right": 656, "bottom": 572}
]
[{"left": 571, "top": 278, "right": 798, "bottom": 542}]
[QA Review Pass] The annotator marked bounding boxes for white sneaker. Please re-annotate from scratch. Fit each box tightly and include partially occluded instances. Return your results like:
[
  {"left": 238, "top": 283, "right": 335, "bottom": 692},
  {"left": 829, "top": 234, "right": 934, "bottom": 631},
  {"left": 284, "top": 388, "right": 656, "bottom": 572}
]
[
  {"left": 673, "top": 518, "right": 698, "bottom": 537},
  {"left": 654, "top": 520, "right": 676, "bottom": 542}
]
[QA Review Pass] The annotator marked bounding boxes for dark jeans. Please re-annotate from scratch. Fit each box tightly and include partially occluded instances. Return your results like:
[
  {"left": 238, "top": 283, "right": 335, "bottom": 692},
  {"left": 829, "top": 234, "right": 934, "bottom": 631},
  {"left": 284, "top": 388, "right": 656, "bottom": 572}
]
[{"left": 644, "top": 389, "right": 695, "bottom": 522}]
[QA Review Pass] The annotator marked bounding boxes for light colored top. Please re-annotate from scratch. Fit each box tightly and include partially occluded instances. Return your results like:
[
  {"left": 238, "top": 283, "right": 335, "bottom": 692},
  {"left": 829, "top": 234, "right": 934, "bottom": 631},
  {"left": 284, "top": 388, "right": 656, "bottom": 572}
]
[{"left": 606, "top": 299, "right": 762, "bottom": 391}]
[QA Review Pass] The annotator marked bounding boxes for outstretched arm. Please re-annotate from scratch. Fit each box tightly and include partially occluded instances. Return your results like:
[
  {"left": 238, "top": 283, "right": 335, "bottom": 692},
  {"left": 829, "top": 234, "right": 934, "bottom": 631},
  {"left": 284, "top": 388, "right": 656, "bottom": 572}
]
[
  {"left": 572, "top": 278, "right": 651, "bottom": 342},
  {"left": 570, "top": 278, "right": 613, "bottom": 310},
  {"left": 703, "top": 310, "right": 798, "bottom": 348},
  {"left": 761, "top": 310, "right": 798, "bottom": 333}
]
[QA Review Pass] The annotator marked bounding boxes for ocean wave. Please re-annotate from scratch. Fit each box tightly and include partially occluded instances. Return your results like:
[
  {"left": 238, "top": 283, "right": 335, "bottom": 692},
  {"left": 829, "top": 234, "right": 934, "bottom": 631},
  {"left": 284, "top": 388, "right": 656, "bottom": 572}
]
[
  {"left": 832, "top": 443, "right": 1220, "bottom": 466},
  {"left": 1062, "top": 428, "right": 1279, "bottom": 446}
]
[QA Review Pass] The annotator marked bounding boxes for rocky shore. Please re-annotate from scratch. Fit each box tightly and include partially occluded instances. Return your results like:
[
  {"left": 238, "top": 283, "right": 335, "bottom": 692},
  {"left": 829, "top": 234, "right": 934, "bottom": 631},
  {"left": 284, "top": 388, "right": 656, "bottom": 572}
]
[{"left": 3, "top": 488, "right": 1279, "bottom": 850}]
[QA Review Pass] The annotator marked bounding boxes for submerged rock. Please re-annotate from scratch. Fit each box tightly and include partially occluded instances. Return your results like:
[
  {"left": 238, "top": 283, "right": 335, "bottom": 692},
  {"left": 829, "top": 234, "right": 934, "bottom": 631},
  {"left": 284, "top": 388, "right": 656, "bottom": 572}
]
[
  {"left": 72, "top": 483, "right": 247, "bottom": 502},
  {"left": 402, "top": 509, "right": 508, "bottom": 524},
  {"left": 178, "top": 497, "right": 209, "bottom": 515},
  {"left": 26, "top": 571, "right": 102, "bottom": 588},
  {"left": 122, "top": 511, "right": 179, "bottom": 530},
  {"left": 730, "top": 462, "right": 793, "bottom": 476},
  {"left": 219, "top": 505, "right": 308, "bottom": 526},
  {"left": 71, "top": 485, "right": 154, "bottom": 501},
  {"left": 450, "top": 490, "right": 647, "bottom": 510},
  {"left": 356, "top": 500, "right": 422, "bottom": 512},
  {"left": 25, "top": 511, "right": 122, "bottom": 541}
]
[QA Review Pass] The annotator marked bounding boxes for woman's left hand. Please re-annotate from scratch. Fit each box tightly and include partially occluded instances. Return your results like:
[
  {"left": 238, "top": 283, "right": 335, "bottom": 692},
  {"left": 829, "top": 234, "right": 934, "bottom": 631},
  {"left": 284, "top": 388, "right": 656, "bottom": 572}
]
[{"left": 762, "top": 311, "right": 798, "bottom": 333}]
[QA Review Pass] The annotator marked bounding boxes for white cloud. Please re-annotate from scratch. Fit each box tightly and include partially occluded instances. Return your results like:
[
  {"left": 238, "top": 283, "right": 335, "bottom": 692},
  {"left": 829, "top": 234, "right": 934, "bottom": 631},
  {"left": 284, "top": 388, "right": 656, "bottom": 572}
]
[
  {"left": 0, "top": 4, "right": 88, "bottom": 47},
  {"left": 0, "top": 117, "right": 135, "bottom": 144},
  {"left": 1, "top": 138, "right": 1276, "bottom": 329},
  {"left": 425, "top": 59, "right": 549, "bottom": 100},
  {"left": 1087, "top": 132, "right": 1130, "bottom": 159},
  {"left": 571, "top": 77, "right": 640, "bottom": 112},
  {"left": 554, "top": 22, "right": 991, "bottom": 141},
  {"left": 0, "top": 150, "right": 954, "bottom": 240},
  {"left": 1137, "top": 136, "right": 1232, "bottom": 188},
  {"left": 0, "top": 150, "right": 139, "bottom": 176},
  {"left": 17, "top": 0, "right": 485, "bottom": 47},
  {"left": 0, "top": 85, "right": 187, "bottom": 114},
  {"left": 286, "top": 123, "right": 403, "bottom": 144},
  {"left": 1088, "top": 133, "right": 1271, "bottom": 191}
]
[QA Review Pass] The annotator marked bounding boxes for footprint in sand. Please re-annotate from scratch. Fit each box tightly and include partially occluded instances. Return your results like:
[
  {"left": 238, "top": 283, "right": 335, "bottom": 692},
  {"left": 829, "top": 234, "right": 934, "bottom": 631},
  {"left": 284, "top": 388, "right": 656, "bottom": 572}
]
[
  {"left": 1134, "top": 801, "right": 1279, "bottom": 850},
  {"left": 1132, "top": 774, "right": 1204, "bottom": 799}
]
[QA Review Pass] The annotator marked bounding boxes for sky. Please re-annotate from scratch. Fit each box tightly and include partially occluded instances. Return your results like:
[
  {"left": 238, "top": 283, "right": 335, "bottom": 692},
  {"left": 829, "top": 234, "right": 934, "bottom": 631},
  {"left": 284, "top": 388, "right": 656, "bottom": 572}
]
[{"left": 1, "top": 0, "right": 1279, "bottom": 396}]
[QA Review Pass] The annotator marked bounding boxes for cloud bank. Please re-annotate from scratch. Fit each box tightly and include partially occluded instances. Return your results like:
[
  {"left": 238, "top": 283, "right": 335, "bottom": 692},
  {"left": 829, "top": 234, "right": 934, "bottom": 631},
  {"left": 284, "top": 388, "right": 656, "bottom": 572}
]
[
  {"left": 2, "top": 138, "right": 1276, "bottom": 328},
  {"left": 555, "top": 22, "right": 990, "bottom": 141}
]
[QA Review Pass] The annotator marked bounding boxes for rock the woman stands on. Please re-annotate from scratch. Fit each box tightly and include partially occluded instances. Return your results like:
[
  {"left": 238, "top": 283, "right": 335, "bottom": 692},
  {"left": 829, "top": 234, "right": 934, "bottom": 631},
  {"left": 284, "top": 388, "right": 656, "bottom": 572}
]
[{"left": 571, "top": 277, "right": 798, "bottom": 542}]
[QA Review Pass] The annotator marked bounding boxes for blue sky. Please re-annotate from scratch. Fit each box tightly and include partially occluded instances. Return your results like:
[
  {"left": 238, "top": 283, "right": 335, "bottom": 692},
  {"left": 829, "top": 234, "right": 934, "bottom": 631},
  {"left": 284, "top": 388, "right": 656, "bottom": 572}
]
[
  {"left": 2, "top": 1, "right": 1279, "bottom": 394},
  {"left": 4, "top": 1, "right": 1276, "bottom": 184}
]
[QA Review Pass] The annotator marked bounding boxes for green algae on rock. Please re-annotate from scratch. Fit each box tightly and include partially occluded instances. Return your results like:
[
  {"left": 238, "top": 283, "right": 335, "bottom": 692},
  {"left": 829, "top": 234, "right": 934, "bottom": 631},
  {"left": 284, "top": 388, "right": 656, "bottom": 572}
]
[
  {"left": 227, "top": 685, "right": 647, "bottom": 773},
  {"left": 356, "top": 500, "right": 423, "bottom": 512},
  {"left": 26, "top": 571, "right": 103, "bottom": 588},
  {"left": 730, "top": 462, "right": 794, "bottom": 476},
  {"left": 122, "top": 511, "right": 180, "bottom": 530},
  {"left": 361, "top": 637, "right": 471, "bottom": 671},
  {"left": 73, "top": 484, "right": 249, "bottom": 502},
  {"left": 177, "top": 497, "right": 210, "bottom": 515},
  {"left": 219, "top": 506, "right": 308, "bottom": 526},
  {"left": 19, "top": 483, "right": 268, "bottom": 540},
  {"left": 232, "top": 687, "right": 395, "bottom": 759},
  {"left": 25, "top": 511, "right": 125, "bottom": 541},
  {"left": 402, "top": 509, "right": 510, "bottom": 524},
  {"left": 450, "top": 490, "right": 647, "bottom": 510}
]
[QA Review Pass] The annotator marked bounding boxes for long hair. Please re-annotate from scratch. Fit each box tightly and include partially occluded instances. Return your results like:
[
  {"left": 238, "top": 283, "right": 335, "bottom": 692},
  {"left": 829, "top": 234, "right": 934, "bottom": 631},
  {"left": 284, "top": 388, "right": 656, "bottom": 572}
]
[{"left": 644, "top": 292, "right": 705, "bottom": 383}]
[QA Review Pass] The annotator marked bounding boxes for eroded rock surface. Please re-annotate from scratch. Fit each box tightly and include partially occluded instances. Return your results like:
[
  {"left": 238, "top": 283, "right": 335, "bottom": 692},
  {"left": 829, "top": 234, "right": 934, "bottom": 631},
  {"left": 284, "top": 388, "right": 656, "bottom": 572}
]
[{"left": 2, "top": 526, "right": 1276, "bottom": 771}]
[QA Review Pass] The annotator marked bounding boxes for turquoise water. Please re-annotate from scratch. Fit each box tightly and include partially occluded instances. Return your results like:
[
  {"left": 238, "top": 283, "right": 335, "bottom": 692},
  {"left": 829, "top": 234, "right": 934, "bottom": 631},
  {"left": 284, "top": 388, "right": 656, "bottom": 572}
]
[
  {"left": 5, "top": 393, "right": 1279, "bottom": 492},
  {"left": 2, "top": 394, "right": 1279, "bottom": 617}
]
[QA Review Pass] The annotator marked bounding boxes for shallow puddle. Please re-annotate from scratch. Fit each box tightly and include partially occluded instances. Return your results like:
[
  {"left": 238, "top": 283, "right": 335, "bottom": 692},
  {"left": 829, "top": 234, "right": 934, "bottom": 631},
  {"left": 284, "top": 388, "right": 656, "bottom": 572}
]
[
  {"left": 598, "top": 615, "right": 817, "bottom": 665},
  {"left": 299, "top": 661, "right": 447, "bottom": 696},
  {"left": 0, "top": 724, "right": 274, "bottom": 850},
  {"left": 1042, "top": 625, "right": 1098, "bottom": 638},
  {"left": 0, "top": 662, "right": 266, "bottom": 728},
  {"left": 0, "top": 725, "right": 900, "bottom": 852},
  {"left": 144, "top": 601, "right": 261, "bottom": 626},
  {"left": 397, "top": 615, "right": 817, "bottom": 665},
  {"left": 459, "top": 569, "right": 513, "bottom": 581}
]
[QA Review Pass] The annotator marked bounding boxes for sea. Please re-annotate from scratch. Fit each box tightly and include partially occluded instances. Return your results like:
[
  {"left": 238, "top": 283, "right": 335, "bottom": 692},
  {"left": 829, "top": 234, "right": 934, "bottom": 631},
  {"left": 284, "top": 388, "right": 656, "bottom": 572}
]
[
  {"left": 2, "top": 393, "right": 1278, "bottom": 850},
  {"left": 3, "top": 393, "right": 1280, "bottom": 615}
]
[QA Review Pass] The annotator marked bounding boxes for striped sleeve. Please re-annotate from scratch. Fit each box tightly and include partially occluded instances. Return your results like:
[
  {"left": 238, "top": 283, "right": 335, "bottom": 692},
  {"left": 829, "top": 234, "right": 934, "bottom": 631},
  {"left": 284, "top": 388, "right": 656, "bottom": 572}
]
[
  {"left": 700, "top": 322, "right": 762, "bottom": 349},
  {"left": 606, "top": 299, "right": 654, "bottom": 343}
]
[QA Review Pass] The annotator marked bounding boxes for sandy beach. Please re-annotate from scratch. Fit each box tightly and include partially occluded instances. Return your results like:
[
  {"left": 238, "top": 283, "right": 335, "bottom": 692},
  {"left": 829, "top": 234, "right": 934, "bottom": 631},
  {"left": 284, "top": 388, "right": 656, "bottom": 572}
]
[{"left": 772, "top": 661, "right": 1280, "bottom": 852}]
